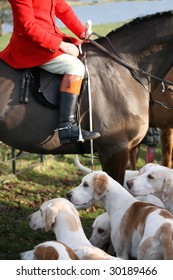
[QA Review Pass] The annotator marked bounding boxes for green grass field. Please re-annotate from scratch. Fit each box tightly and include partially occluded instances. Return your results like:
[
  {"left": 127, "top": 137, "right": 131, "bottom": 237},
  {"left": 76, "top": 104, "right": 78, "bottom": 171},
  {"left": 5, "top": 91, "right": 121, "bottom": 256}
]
[{"left": 0, "top": 23, "right": 162, "bottom": 260}]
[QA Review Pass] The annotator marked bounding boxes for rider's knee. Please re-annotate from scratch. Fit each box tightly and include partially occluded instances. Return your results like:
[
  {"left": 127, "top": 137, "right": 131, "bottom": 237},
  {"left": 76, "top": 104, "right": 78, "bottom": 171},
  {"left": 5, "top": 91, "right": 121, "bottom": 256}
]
[{"left": 66, "top": 58, "right": 85, "bottom": 78}]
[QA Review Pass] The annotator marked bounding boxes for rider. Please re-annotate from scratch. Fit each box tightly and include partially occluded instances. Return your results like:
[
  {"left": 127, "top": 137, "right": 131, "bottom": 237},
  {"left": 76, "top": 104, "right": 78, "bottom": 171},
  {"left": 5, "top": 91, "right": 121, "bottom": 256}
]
[{"left": 0, "top": 0, "right": 100, "bottom": 144}]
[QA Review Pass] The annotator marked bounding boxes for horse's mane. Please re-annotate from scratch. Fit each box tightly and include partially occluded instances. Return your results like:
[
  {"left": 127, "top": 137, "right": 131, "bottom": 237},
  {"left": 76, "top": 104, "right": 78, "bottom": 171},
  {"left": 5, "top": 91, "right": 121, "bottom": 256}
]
[{"left": 106, "top": 10, "right": 173, "bottom": 37}]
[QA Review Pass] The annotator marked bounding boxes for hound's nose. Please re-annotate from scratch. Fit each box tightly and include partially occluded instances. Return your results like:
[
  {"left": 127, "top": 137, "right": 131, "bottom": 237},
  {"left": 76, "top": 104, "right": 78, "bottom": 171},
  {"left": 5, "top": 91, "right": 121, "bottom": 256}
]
[
  {"left": 66, "top": 192, "right": 72, "bottom": 201},
  {"left": 126, "top": 179, "right": 133, "bottom": 190}
]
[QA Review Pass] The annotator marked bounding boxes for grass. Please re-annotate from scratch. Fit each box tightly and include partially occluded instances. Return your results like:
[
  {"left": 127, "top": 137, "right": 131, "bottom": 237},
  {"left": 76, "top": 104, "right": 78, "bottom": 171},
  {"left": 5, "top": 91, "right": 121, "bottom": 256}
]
[
  {"left": 0, "top": 148, "right": 98, "bottom": 259},
  {"left": 0, "top": 22, "right": 162, "bottom": 260},
  {"left": 0, "top": 33, "right": 11, "bottom": 51}
]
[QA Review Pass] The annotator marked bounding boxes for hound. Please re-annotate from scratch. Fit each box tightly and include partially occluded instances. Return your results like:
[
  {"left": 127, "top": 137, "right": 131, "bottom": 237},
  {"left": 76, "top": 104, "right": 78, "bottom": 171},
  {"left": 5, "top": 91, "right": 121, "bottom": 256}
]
[
  {"left": 126, "top": 164, "right": 173, "bottom": 213},
  {"left": 74, "top": 154, "right": 139, "bottom": 191},
  {"left": 66, "top": 171, "right": 173, "bottom": 260},
  {"left": 138, "top": 163, "right": 160, "bottom": 174},
  {"left": 161, "top": 174, "right": 173, "bottom": 214},
  {"left": 89, "top": 212, "right": 114, "bottom": 254},
  {"left": 28, "top": 197, "right": 120, "bottom": 260},
  {"left": 20, "top": 241, "right": 79, "bottom": 260},
  {"left": 89, "top": 195, "right": 164, "bottom": 252}
]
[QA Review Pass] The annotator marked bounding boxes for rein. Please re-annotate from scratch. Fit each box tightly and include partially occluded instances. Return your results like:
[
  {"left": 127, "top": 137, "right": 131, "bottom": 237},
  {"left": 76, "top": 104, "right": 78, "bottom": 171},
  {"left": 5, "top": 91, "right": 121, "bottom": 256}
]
[{"left": 88, "top": 32, "right": 173, "bottom": 109}]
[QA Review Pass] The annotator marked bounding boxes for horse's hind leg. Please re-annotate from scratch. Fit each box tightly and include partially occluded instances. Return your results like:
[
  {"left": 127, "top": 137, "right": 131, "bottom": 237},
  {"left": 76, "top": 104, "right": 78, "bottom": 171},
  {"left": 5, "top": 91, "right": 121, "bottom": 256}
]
[
  {"left": 99, "top": 147, "right": 129, "bottom": 185},
  {"left": 161, "top": 128, "right": 173, "bottom": 168},
  {"left": 129, "top": 145, "right": 140, "bottom": 170}
]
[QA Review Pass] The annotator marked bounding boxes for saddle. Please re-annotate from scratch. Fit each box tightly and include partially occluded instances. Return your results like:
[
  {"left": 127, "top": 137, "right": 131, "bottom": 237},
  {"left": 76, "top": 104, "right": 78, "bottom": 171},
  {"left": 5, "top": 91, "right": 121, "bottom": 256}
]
[
  {"left": 20, "top": 67, "right": 62, "bottom": 108},
  {"left": 20, "top": 66, "right": 87, "bottom": 108}
]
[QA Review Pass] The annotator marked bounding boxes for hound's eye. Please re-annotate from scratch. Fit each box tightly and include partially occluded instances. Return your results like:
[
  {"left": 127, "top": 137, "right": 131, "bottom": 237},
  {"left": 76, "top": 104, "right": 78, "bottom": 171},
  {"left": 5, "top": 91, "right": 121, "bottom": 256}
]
[
  {"left": 98, "top": 228, "right": 105, "bottom": 234},
  {"left": 83, "top": 181, "right": 89, "bottom": 188},
  {"left": 148, "top": 174, "right": 154, "bottom": 179}
]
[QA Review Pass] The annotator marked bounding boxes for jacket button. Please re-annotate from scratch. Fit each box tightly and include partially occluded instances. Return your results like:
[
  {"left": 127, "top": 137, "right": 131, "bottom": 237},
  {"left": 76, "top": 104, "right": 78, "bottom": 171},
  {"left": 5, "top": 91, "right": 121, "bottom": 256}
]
[{"left": 50, "top": 49, "right": 55, "bottom": 53}]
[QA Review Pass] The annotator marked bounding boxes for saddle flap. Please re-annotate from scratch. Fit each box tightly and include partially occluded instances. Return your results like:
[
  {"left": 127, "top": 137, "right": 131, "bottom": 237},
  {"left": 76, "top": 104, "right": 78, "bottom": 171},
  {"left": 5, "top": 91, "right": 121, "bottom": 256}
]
[{"left": 39, "top": 69, "right": 62, "bottom": 106}]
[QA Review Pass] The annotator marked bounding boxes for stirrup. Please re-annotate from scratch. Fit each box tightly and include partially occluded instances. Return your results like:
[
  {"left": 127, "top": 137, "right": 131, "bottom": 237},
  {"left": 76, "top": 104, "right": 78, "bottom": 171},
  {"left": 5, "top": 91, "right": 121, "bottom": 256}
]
[{"left": 57, "top": 122, "right": 100, "bottom": 144}]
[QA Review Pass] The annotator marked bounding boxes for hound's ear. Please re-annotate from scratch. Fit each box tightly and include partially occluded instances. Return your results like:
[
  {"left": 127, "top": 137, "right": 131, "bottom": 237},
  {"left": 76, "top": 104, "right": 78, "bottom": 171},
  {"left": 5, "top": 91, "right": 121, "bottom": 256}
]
[
  {"left": 161, "top": 176, "right": 171, "bottom": 202},
  {"left": 45, "top": 206, "right": 59, "bottom": 232},
  {"left": 93, "top": 173, "right": 109, "bottom": 200}
]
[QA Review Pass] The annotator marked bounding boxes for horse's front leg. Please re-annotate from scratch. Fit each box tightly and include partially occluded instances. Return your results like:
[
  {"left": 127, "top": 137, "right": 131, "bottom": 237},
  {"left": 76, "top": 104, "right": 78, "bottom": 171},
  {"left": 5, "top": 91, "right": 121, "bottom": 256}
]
[{"left": 98, "top": 147, "right": 129, "bottom": 185}]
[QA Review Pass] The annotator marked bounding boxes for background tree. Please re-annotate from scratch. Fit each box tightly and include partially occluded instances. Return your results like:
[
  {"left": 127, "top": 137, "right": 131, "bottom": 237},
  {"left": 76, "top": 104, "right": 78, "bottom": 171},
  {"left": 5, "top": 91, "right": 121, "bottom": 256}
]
[{"left": 0, "top": 0, "right": 11, "bottom": 36}]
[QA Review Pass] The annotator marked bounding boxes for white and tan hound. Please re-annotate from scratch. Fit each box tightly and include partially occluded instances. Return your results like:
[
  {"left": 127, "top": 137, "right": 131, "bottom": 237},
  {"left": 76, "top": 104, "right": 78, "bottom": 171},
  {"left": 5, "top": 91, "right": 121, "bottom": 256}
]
[
  {"left": 126, "top": 164, "right": 173, "bottom": 213},
  {"left": 28, "top": 197, "right": 120, "bottom": 260},
  {"left": 20, "top": 240, "right": 79, "bottom": 260},
  {"left": 66, "top": 171, "right": 173, "bottom": 260}
]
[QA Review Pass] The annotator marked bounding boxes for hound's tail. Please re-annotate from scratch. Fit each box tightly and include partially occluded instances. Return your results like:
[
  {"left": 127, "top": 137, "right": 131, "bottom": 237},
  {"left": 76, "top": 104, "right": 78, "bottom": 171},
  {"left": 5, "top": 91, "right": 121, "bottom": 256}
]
[{"left": 74, "top": 154, "right": 92, "bottom": 174}]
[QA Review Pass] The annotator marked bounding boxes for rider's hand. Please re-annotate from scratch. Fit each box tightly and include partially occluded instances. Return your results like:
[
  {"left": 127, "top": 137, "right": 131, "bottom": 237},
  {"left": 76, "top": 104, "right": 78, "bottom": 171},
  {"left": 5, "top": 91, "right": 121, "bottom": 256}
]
[
  {"left": 80, "top": 20, "right": 93, "bottom": 41},
  {"left": 59, "top": 41, "right": 79, "bottom": 57},
  {"left": 80, "top": 32, "right": 93, "bottom": 41}
]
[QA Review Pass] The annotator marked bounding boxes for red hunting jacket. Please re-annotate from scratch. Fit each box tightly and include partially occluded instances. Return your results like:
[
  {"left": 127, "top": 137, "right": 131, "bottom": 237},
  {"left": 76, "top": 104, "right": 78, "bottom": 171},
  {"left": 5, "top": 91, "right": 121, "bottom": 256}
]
[{"left": 0, "top": 0, "right": 85, "bottom": 68}]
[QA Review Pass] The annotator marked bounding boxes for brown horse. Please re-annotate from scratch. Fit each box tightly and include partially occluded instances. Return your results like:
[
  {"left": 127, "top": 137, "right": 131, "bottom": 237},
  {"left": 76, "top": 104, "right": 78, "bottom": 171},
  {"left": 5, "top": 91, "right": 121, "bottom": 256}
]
[
  {"left": 129, "top": 67, "right": 173, "bottom": 170},
  {"left": 1, "top": 11, "right": 173, "bottom": 184},
  {"left": 150, "top": 67, "right": 173, "bottom": 168}
]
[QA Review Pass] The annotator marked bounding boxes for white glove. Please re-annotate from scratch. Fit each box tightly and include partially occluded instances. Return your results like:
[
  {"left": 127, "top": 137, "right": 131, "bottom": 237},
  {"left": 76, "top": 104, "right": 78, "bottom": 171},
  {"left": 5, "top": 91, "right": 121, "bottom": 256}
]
[{"left": 85, "top": 20, "right": 93, "bottom": 39}]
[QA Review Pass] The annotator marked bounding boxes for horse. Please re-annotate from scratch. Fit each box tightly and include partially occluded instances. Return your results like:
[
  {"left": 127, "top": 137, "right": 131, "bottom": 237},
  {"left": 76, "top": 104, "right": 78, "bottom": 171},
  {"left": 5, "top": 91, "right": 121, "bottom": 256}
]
[
  {"left": 1, "top": 11, "right": 173, "bottom": 184},
  {"left": 150, "top": 66, "right": 173, "bottom": 168},
  {"left": 129, "top": 67, "right": 173, "bottom": 170}
]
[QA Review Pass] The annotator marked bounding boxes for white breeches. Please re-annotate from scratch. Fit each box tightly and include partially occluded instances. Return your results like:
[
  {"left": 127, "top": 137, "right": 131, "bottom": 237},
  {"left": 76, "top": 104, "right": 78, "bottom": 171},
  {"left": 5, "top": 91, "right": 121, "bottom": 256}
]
[{"left": 39, "top": 54, "right": 85, "bottom": 77}]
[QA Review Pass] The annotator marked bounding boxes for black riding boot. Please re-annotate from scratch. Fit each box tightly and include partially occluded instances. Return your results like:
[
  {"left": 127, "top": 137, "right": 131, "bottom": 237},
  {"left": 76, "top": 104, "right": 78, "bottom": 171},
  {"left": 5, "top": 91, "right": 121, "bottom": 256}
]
[{"left": 57, "top": 92, "right": 100, "bottom": 144}]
